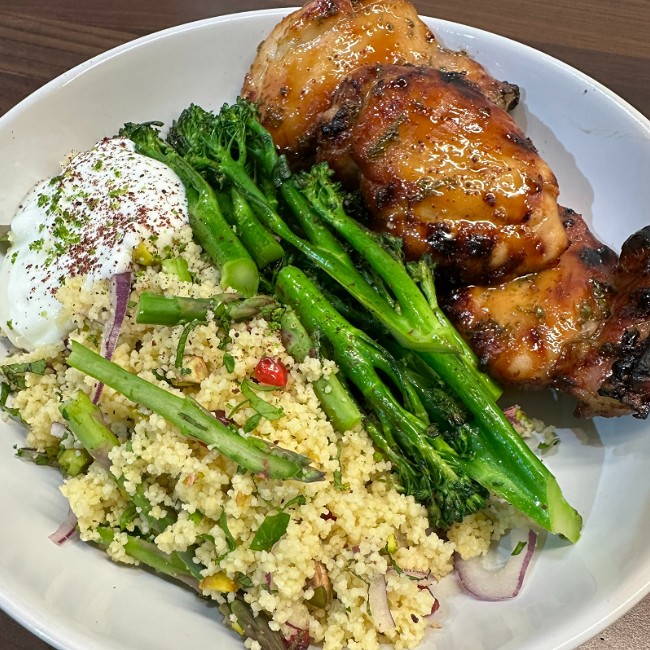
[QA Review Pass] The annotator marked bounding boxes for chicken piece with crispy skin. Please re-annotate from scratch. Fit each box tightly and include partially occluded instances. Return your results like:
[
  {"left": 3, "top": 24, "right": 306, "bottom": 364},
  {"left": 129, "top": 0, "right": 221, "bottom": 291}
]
[
  {"left": 242, "top": 0, "right": 518, "bottom": 166},
  {"left": 555, "top": 226, "right": 650, "bottom": 418},
  {"left": 317, "top": 64, "right": 568, "bottom": 284},
  {"left": 442, "top": 209, "right": 617, "bottom": 388},
  {"left": 444, "top": 215, "right": 650, "bottom": 419}
]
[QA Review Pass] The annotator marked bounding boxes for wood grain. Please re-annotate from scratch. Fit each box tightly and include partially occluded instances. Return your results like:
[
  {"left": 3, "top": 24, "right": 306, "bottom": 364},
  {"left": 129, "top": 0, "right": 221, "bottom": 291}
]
[{"left": 0, "top": 1, "right": 648, "bottom": 648}]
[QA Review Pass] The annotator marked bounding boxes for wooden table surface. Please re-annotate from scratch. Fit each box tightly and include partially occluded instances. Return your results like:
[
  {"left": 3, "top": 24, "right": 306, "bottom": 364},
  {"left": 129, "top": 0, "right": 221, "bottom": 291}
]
[{"left": 1, "top": 1, "right": 649, "bottom": 648}]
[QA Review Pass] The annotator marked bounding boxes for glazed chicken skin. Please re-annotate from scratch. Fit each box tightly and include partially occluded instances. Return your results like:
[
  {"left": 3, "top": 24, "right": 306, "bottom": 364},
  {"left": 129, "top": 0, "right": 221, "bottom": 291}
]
[
  {"left": 242, "top": 0, "right": 519, "bottom": 166},
  {"left": 442, "top": 209, "right": 616, "bottom": 388},
  {"left": 555, "top": 226, "right": 650, "bottom": 418},
  {"left": 444, "top": 216, "right": 650, "bottom": 418},
  {"left": 317, "top": 64, "right": 568, "bottom": 284}
]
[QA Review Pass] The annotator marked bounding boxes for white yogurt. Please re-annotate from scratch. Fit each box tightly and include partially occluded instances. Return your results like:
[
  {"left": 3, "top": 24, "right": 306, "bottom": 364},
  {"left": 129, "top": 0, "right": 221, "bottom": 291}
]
[{"left": 0, "top": 138, "right": 189, "bottom": 350}]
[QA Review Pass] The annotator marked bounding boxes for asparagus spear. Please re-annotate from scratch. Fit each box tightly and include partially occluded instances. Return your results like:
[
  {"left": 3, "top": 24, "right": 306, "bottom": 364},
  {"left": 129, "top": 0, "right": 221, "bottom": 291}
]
[
  {"left": 60, "top": 390, "right": 177, "bottom": 533},
  {"left": 135, "top": 292, "right": 278, "bottom": 326},
  {"left": 166, "top": 104, "right": 458, "bottom": 354},
  {"left": 96, "top": 526, "right": 200, "bottom": 590},
  {"left": 66, "top": 341, "right": 324, "bottom": 483}
]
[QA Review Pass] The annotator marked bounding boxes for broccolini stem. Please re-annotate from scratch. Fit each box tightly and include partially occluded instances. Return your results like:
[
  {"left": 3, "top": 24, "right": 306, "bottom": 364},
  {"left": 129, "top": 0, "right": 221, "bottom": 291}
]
[
  {"left": 275, "top": 266, "right": 582, "bottom": 540},
  {"left": 230, "top": 187, "right": 284, "bottom": 268},
  {"left": 280, "top": 307, "right": 362, "bottom": 433},
  {"left": 220, "top": 162, "right": 456, "bottom": 354},
  {"left": 276, "top": 266, "right": 487, "bottom": 528},
  {"left": 66, "top": 341, "right": 325, "bottom": 483},
  {"left": 120, "top": 122, "right": 258, "bottom": 297}
]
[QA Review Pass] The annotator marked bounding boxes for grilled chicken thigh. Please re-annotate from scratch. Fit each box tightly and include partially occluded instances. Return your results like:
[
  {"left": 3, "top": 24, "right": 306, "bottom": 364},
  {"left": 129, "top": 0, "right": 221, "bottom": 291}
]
[
  {"left": 317, "top": 64, "right": 568, "bottom": 284},
  {"left": 444, "top": 217, "right": 650, "bottom": 418},
  {"left": 443, "top": 209, "right": 616, "bottom": 388},
  {"left": 242, "top": 0, "right": 519, "bottom": 166},
  {"left": 555, "top": 226, "right": 650, "bottom": 418},
  {"left": 244, "top": 0, "right": 650, "bottom": 418}
]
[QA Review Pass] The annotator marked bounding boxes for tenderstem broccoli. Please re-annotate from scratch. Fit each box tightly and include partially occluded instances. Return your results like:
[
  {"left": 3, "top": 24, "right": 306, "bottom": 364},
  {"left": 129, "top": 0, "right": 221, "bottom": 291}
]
[
  {"left": 165, "top": 104, "right": 284, "bottom": 269},
  {"left": 167, "top": 103, "right": 459, "bottom": 356},
  {"left": 276, "top": 265, "right": 582, "bottom": 541},
  {"left": 127, "top": 100, "right": 582, "bottom": 542},
  {"left": 120, "top": 121, "right": 259, "bottom": 297}
]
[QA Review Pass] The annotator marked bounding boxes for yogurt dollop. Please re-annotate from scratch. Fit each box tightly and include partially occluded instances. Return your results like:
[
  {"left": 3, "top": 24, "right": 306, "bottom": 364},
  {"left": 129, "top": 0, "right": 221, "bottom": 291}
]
[{"left": 0, "top": 137, "right": 189, "bottom": 350}]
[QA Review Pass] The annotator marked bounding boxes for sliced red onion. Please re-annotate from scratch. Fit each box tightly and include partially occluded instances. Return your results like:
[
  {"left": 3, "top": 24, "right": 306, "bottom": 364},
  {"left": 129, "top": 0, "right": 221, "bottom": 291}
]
[
  {"left": 48, "top": 508, "right": 78, "bottom": 546},
  {"left": 394, "top": 568, "right": 437, "bottom": 586},
  {"left": 455, "top": 528, "right": 537, "bottom": 601},
  {"left": 368, "top": 574, "right": 395, "bottom": 634},
  {"left": 91, "top": 271, "right": 132, "bottom": 403},
  {"left": 50, "top": 421, "right": 67, "bottom": 439},
  {"left": 284, "top": 623, "right": 311, "bottom": 650},
  {"left": 503, "top": 405, "right": 519, "bottom": 426}
]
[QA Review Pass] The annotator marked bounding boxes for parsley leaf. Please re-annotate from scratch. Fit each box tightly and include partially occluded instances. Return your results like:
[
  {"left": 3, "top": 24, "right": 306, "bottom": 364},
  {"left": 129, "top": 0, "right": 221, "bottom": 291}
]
[
  {"left": 1, "top": 359, "right": 47, "bottom": 390},
  {"left": 240, "top": 379, "right": 284, "bottom": 421},
  {"left": 250, "top": 512, "right": 291, "bottom": 552}
]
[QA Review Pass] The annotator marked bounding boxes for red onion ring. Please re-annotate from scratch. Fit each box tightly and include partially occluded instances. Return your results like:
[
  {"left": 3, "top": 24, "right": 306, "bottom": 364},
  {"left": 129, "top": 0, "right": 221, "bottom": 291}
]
[
  {"left": 368, "top": 574, "right": 395, "bottom": 633},
  {"left": 91, "top": 271, "right": 132, "bottom": 403},
  {"left": 48, "top": 507, "right": 78, "bottom": 546},
  {"left": 455, "top": 528, "right": 537, "bottom": 601},
  {"left": 50, "top": 421, "right": 67, "bottom": 438}
]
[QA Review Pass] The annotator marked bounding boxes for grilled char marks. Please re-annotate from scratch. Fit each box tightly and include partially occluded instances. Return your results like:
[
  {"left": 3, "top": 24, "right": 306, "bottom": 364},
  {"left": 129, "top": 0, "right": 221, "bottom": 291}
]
[
  {"left": 560, "top": 226, "right": 650, "bottom": 418},
  {"left": 242, "top": 0, "right": 519, "bottom": 167},
  {"left": 318, "top": 64, "right": 568, "bottom": 284},
  {"left": 442, "top": 209, "right": 616, "bottom": 388}
]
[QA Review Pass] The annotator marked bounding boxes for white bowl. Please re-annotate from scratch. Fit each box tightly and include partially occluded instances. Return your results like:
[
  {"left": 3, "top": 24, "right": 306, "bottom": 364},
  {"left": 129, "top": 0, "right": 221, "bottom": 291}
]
[{"left": 1, "top": 8, "right": 650, "bottom": 650}]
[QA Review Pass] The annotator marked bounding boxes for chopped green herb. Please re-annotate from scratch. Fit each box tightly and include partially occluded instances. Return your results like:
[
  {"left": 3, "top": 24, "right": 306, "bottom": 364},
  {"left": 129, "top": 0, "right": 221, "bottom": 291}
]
[
  {"left": 243, "top": 413, "right": 263, "bottom": 433},
  {"left": 512, "top": 540, "right": 527, "bottom": 556},
  {"left": 538, "top": 436, "right": 561, "bottom": 452},
  {"left": 235, "top": 572, "right": 254, "bottom": 589},
  {"left": 15, "top": 445, "right": 59, "bottom": 467},
  {"left": 240, "top": 379, "right": 284, "bottom": 421},
  {"left": 217, "top": 509, "right": 238, "bottom": 553},
  {"left": 223, "top": 354, "right": 236, "bottom": 373},
  {"left": 333, "top": 444, "right": 349, "bottom": 492},
  {"left": 249, "top": 494, "right": 306, "bottom": 552},
  {"left": 1, "top": 359, "right": 47, "bottom": 390},
  {"left": 174, "top": 321, "right": 200, "bottom": 368},
  {"left": 250, "top": 512, "right": 291, "bottom": 552}
]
